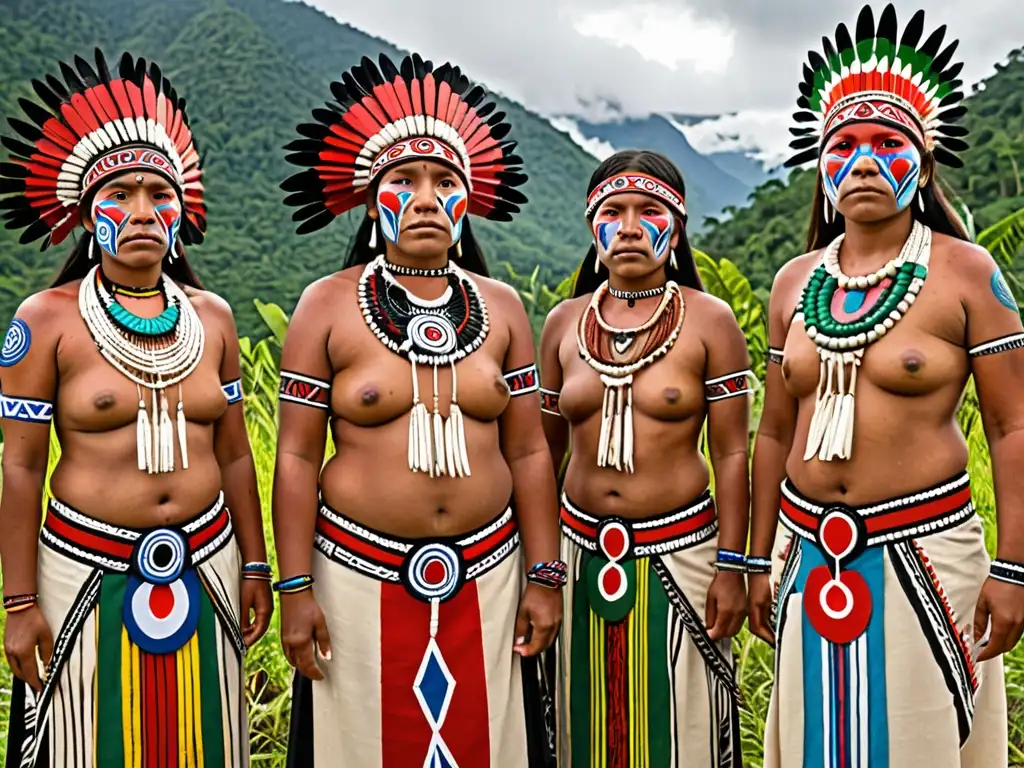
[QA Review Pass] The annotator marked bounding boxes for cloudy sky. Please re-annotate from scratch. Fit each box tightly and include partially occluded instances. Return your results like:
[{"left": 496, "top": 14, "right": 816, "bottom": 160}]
[{"left": 306, "top": 0, "right": 1022, "bottom": 162}]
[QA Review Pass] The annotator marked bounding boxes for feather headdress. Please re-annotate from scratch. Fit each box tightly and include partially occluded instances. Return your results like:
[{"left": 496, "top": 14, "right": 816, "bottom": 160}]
[
  {"left": 0, "top": 48, "right": 205, "bottom": 249},
  {"left": 281, "top": 53, "right": 527, "bottom": 233},
  {"left": 785, "top": 4, "right": 968, "bottom": 168}
]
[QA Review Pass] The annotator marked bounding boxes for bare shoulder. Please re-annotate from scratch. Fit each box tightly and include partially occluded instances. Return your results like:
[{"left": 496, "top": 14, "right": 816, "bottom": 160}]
[
  {"left": 298, "top": 268, "right": 360, "bottom": 312},
  {"left": 11, "top": 283, "right": 80, "bottom": 331},
  {"left": 183, "top": 287, "right": 234, "bottom": 322},
  {"left": 473, "top": 273, "right": 523, "bottom": 311},
  {"left": 542, "top": 293, "right": 588, "bottom": 337},
  {"left": 929, "top": 233, "right": 997, "bottom": 284},
  {"left": 773, "top": 250, "right": 821, "bottom": 293},
  {"left": 681, "top": 286, "right": 732, "bottom": 322}
]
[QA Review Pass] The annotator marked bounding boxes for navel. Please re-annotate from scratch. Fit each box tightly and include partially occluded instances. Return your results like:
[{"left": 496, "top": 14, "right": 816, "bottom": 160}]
[
  {"left": 94, "top": 392, "right": 116, "bottom": 410},
  {"left": 158, "top": 494, "right": 170, "bottom": 504},
  {"left": 901, "top": 350, "right": 925, "bottom": 374},
  {"left": 360, "top": 387, "right": 379, "bottom": 406},
  {"left": 663, "top": 387, "right": 681, "bottom": 404}
]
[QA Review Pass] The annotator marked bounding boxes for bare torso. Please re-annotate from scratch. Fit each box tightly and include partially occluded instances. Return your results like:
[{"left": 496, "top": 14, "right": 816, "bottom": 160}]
[
  {"left": 554, "top": 287, "right": 730, "bottom": 518},
  {"left": 316, "top": 268, "right": 517, "bottom": 537},
  {"left": 776, "top": 233, "right": 974, "bottom": 503},
  {"left": 44, "top": 281, "right": 229, "bottom": 526}
]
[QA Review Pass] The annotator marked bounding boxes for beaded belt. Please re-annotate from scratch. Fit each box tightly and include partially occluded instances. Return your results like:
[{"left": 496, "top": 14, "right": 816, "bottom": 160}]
[
  {"left": 559, "top": 491, "right": 718, "bottom": 559},
  {"left": 780, "top": 473, "right": 974, "bottom": 644},
  {"left": 41, "top": 492, "right": 233, "bottom": 574},
  {"left": 313, "top": 500, "right": 520, "bottom": 603}
]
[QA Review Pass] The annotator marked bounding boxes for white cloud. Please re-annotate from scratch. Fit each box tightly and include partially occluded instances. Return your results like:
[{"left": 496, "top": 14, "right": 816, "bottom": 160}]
[
  {"left": 546, "top": 117, "right": 616, "bottom": 160},
  {"left": 672, "top": 110, "right": 795, "bottom": 168}
]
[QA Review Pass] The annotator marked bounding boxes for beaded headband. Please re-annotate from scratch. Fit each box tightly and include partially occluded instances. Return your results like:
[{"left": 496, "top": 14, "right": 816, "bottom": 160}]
[
  {"left": 785, "top": 3, "right": 968, "bottom": 169},
  {"left": 585, "top": 173, "right": 687, "bottom": 222},
  {"left": 0, "top": 49, "right": 206, "bottom": 249},
  {"left": 281, "top": 53, "right": 528, "bottom": 235}
]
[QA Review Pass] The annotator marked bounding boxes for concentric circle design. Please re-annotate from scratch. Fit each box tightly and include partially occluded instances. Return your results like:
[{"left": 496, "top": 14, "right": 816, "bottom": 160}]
[
  {"left": 819, "top": 578, "right": 855, "bottom": 620},
  {"left": 0, "top": 319, "right": 31, "bottom": 367},
  {"left": 405, "top": 543, "right": 462, "bottom": 601},
  {"left": 133, "top": 528, "right": 188, "bottom": 584},
  {"left": 598, "top": 521, "right": 630, "bottom": 561},
  {"left": 407, "top": 314, "right": 458, "bottom": 355},
  {"left": 819, "top": 508, "right": 859, "bottom": 561},
  {"left": 123, "top": 568, "right": 201, "bottom": 654},
  {"left": 596, "top": 518, "right": 632, "bottom": 602}
]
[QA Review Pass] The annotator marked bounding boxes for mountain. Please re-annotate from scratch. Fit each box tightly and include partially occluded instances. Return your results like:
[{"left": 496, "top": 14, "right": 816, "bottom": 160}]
[
  {"left": 692, "top": 46, "right": 1024, "bottom": 296},
  {"left": 0, "top": 0, "right": 597, "bottom": 337}
]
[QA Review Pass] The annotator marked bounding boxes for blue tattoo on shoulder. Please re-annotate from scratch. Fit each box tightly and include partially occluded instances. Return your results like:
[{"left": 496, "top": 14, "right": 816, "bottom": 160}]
[
  {"left": 991, "top": 269, "right": 1019, "bottom": 313},
  {"left": 0, "top": 318, "right": 31, "bottom": 367}
]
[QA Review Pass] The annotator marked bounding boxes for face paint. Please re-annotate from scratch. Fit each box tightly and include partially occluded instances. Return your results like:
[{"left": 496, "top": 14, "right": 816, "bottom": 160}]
[
  {"left": 155, "top": 200, "right": 181, "bottom": 254},
  {"left": 92, "top": 198, "right": 131, "bottom": 257},
  {"left": 376, "top": 186, "right": 414, "bottom": 244},
  {"left": 821, "top": 140, "right": 921, "bottom": 211},
  {"left": 437, "top": 188, "right": 468, "bottom": 244},
  {"left": 594, "top": 220, "right": 621, "bottom": 256},
  {"left": 639, "top": 213, "right": 673, "bottom": 259}
]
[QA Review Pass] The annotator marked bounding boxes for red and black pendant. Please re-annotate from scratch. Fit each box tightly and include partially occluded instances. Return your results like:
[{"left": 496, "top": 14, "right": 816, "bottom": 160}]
[{"left": 803, "top": 508, "right": 873, "bottom": 645}]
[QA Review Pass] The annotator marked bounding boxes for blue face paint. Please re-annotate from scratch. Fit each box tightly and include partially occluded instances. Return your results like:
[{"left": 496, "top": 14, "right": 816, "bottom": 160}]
[
  {"left": 0, "top": 318, "right": 31, "bottom": 367},
  {"left": 821, "top": 142, "right": 921, "bottom": 211},
  {"left": 437, "top": 189, "right": 468, "bottom": 245},
  {"left": 595, "top": 220, "right": 621, "bottom": 254},
  {"left": 155, "top": 201, "right": 181, "bottom": 255},
  {"left": 92, "top": 198, "right": 131, "bottom": 257},
  {"left": 639, "top": 212, "right": 674, "bottom": 259},
  {"left": 377, "top": 187, "right": 414, "bottom": 244}
]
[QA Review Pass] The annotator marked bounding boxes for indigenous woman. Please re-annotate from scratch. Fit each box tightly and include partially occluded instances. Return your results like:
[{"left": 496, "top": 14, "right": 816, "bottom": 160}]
[
  {"left": 541, "top": 149, "right": 752, "bottom": 767},
  {"left": 749, "top": 5, "right": 1022, "bottom": 766},
  {"left": 274, "top": 53, "right": 563, "bottom": 767},
  {"left": 0, "top": 50, "right": 271, "bottom": 767}
]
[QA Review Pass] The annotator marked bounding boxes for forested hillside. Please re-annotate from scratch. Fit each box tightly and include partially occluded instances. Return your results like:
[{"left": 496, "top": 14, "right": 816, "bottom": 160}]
[
  {"left": 693, "top": 47, "right": 1024, "bottom": 296},
  {"left": 0, "top": 0, "right": 597, "bottom": 335}
]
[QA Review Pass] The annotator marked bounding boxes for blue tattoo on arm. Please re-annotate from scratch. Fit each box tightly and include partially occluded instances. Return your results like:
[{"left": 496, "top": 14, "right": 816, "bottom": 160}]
[
  {"left": 0, "top": 319, "right": 31, "bottom": 367},
  {"left": 991, "top": 269, "right": 1019, "bottom": 313}
]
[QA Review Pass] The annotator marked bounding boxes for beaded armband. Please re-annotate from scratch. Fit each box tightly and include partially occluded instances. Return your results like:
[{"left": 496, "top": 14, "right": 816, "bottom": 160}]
[
  {"left": 713, "top": 549, "right": 747, "bottom": 573},
  {"left": 0, "top": 394, "right": 53, "bottom": 424},
  {"left": 768, "top": 348, "right": 784, "bottom": 365},
  {"left": 540, "top": 388, "right": 561, "bottom": 416},
  {"left": 221, "top": 378, "right": 243, "bottom": 405},
  {"left": 504, "top": 364, "right": 539, "bottom": 396},
  {"left": 242, "top": 562, "right": 273, "bottom": 581},
  {"left": 968, "top": 333, "right": 1024, "bottom": 358},
  {"left": 3, "top": 593, "right": 38, "bottom": 613},
  {"left": 705, "top": 370, "right": 756, "bottom": 402},
  {"left": 745, "top": 556, "right": 772, "bottom": 575},
  {"left": 279, "top": 371, "right": 330, "bottom": 410},
  {"left": 526, "top": 560, "right": 568, "bottom": 589},
  {"left": 989, "top": 559, "right": 1024, "bottom": 587},
  {"left": 272, "top": 574, "right": 314, "bottom": 594}
]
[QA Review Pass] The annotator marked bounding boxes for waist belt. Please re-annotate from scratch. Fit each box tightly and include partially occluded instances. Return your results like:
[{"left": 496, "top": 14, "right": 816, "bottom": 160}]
[
  {"left": 780, "top": 473, "right": 974, "bottom": 553},
  {"left": 314, "top": 500, "right": 519, "bottom": 603},
  {"left": 560, "top": 490, "right": 718, "bottom": 559}
]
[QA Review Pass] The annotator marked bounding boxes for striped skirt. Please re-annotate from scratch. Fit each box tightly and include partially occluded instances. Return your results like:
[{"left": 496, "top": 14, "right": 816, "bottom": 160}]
[
  {"left": 5, "top": 494, "right": 247, "bottom": 768},
  {"left": 765, "top": 473, "right": 1008, "bottom": 768},
  {"left": 558, "top": 491, "right": 742, "bottom": 768},
  {"left": 285, "top": 500, "right": 554, "bottom": 767}
]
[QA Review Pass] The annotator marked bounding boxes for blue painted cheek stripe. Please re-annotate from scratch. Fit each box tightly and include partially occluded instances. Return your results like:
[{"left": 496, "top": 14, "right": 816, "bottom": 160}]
[
  {"left": 596, "top": 220, "right": 620, "bottom": 252},
  {"left": 639, "top": 218, "right": 673, "bottom": 258}
]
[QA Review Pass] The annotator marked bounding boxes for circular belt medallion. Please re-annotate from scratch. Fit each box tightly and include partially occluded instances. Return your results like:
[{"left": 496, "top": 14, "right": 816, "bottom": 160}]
[
  {"left": 403, "top": 543, "right": 464, "bottom": 602},
  {"left": 123, "top": 568, "right": 201, "bottom": 654},
  {"left": 803, "top": 507, "right": 872, "bottom": 644},
  {"left": 586, "top": 518, "right": 636, "bottom": 623},
  {"left": 407, "top": 314, "right": 458, "bottom": 356},
  {"left": 133, "top": 528, "right": 189, "bottom": 584}
]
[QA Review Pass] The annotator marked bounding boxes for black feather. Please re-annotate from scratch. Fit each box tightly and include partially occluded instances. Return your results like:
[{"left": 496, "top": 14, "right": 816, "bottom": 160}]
[
  {"left": 94, "top": 48, "right": 111, "bottom": 83},
  {"left": 486, "top": 111, "right": 506, "bottom": 127},
  {"left": 489, "top": 123, "right": 511, "bottom": 141},
  {"left": 284, "top": 151, "right": 324, "bottom": 168},
  {"left": 341, "top": 72, "right": 367, "bottom": 102},
  {"left": 937, "top": 136, "right": 968, "bottom": 153},
  {"left": 789, "top": 135, "right": 819, "bottom": 150},
  {"left": 399, "top": 55, "right": 414, "bottom": 82},
  {"left": 931, "top": 41, "right": 960, "bottom": 75},
  {"left": 0, "top": 136, "right": 37, "bottom": 157},
  {"left": 789, "top": 126, "right": 816, "bottom": 136},
  {"left": 283, "top": 139, "right": 323, "bottom": 153},
  {"left": 822, "top": 37, "right": 837, "bottom": 63},
  {"left": 18, "top": 98, "right": 54, "bottom": 129},
  {"left": 296, "top": 123, "right": 330, "bottom": 140},
  {"left": 462, "top": 85, "right": 485, "bottom": 109},
  {"left": 835, "top": 22, "right": 854, "bottom": 53},
  {"left": 283, "top": 191, "right": 324, "bottom": 207},
  {"left": 59, "top": 61, "right": 86, "bottom": 94},
  {"left": 19, "top": 219, "right": 50, "bottom": 244},
  {"left": 794, "top": 110, "right": 817, "bottom": 123},
  {"left": 877, "top": 5, "right": 897, "bottom": 44},
  {"left": 939, "top": 92, "right": 963, "bottom": 108},
  {"left": 785, "top": 148, "right": 821, "bottom": 168},
  {"left": 74, "top": 54, "right": 100, "bottom": 87},
  {"left": 280, "top": 170, "right": 319, "bottom": 192},
  {"left": 941, "top": 61, "right": 964, "bottom": 81},
  {"left": 932, "top": 145, "right": 963, "bottom": 168},
  {"left": 798, "top": 81, "right": 812, "bottom": 98},
  {"left": 329, "top": 81, "right": 354, "bottom": 108},
  {"left": 292, "top": 202, "right": 324, "bottom": 222},
  {"left": 312, "top": 108, "right": 340, "bottom": 126},
  {"left": 379, "top": 54, "right": 401, "bottom": 82},
  {"left": 899, "top": 10, "right": 925, "bottom": 49},
  {"left": 476, "top": 102, "right": 496, "bottom": 118},
  {"left": 31, "top": 79, "right": 65, "bottom": 114},
  {"left": 855, "top": 5, "right": 875, "bottom": 43},
  {"left": 797, "top": 95, "right": 810, "bottom": 110},
  {"left": 118, "top": 52, "right": 134, "bottom": 81},
  {"left": 938, "top": 105, "right": 967, "bottom": 122},
  {"left": 935, "top": 123, "right": 968, "bottom": 137},
  {"left": 295, "top": 208, "right": 336, "bottom": 235},
  {"left": 919, "top": 25, "right": 946, "bottom": 59},
  {"left": 808, "top": 51, "right": 827, "bottom": 74},
  {"left": 45, "top": 74, "right": 70, "bottom": 102},
  {"left": 353, "top": 59, "right": 377, "bottom": 92}
]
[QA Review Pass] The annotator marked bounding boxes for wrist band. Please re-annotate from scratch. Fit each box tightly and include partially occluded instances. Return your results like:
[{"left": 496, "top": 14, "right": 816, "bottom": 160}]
[
  {"left": 242, "top": 562, "right": 273, "bottom": 581},
  {"left": 526, "top": 560, "right": 568, "bottom": 589},
  {"left": 989, "top": 558, "right": 1024, "bottom": 587},
  {"left": 713, "top": 549, "right": 747, "bottom": 573},
  {"left": 745, "top": 556, "right": 772, "bottom": 574},
  {"left": 272, "top": 574, "right": 314, "bottom": 594},
  {"left": 3, "top": 593, "right": 39, "bottom": 613}
]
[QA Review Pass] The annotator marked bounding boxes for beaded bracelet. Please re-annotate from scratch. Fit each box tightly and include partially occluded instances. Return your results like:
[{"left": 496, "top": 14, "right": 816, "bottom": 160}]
[
  {"left": 713, "top": 549, "right": 747, "bottom": 573},
  {"left": 989, "top": 559, "right": 1024, "bottom": 588},
  {"left": 745, "top": 556, "right": 773, "bottom": 575},
  {"left": 526, "top": 560, "right": 568, "bottom": 589},
  {"left": 242, "top": 562, "right": 273, "bottom": 581},
  {"left": 272, "top": 574, "right": 314, "bottom": 594},
  {"left": 3, "top": 593, "right": 39, "bottom": 614}
]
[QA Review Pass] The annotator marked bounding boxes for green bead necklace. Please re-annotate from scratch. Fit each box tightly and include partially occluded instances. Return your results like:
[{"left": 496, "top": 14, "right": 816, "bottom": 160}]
[{"left": 796, "top": 220, "right": 931, "bottom": 462}]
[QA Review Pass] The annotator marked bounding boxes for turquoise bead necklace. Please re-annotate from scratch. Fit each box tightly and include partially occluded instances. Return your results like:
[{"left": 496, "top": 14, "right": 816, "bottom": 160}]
[{"left": 96, "top": 270, "right": 180, "bottom": 337}]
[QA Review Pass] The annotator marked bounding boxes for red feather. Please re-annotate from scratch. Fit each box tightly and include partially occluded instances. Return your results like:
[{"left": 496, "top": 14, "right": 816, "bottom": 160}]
[
  {"left": 84, "top": 85, "right": 117, "bottom": 127},
  {"left": 444, "top": 91, "right": 461, "bottom": 126},
  {"left": 142, "top": 76, "right": 158, "bottom": 122},
  {"left": 109, "top": 79, "right": 135, "bottom": 120},
  {"left": 329, "top": 122, "right": 369, "bottom": 149},
  {"left": 341, "top": 104, "right": 381, "bottom": 139},
  {"left": 450, "top": 99, "right": 470, "bottom": 135},
  {"left": 33, "top": 138, "right": 71, "bottom": 163},
  {"left": 42, "top": 116, "right": 76, "bottom": 151},
  {"left": 435, "top": 81, "right": 453, "bottom": 124},
  {"left": 156, "top": 92, "right": 169, "bottom": 136},
  {"left": 359, "top": 94, "right": 390, "bottom": 129},
  {"left": 325, "top": 188, "right": 365, "bottom": 215},
  {"left": 320, "top": 148, "right": 360, "bottom": 166},
  {"left": 125, "top": 81, "right": 145, "bottom": 120},
  {"left": 50, "top": 217, "right": 77, "bottom": 245},
  {"left": 392, "top": 76, "right": 414, "bottom": 117},
  {"left": 17, "top": 160, "right": 60, "bottom": 179},
  {"left": 372, "top": 82, "right": 403, "bottom": 122},
  {"left": 70, "top": 93, "right": 102, "bottom": 135},
  {"left": 410, "top": 78, "right": 424, "bottom": 117},
  {"left": 423, "top": 73, "right": 437, "bottom": 119},
  {"left": 323, "top": 133, "right": 363, "bottom": 155}
]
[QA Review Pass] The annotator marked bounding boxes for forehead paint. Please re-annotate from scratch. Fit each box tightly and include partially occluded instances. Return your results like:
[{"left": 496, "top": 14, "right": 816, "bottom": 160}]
[
  {"left": 92, "top": 198, "right": 130, "bottom": 258},
  {"left": 377, "top": 187, "right": 414, "bottom": 245},
  {"left": 639, "top": 213, "right": 673, "bottom": 259},
  {"left": 155, "top": 201, "right": 181, "bottom": 254},
  {"left": 437, "top": 188, "right": 468, "bottom": 244},
  {"left": 822, "top": 142, "right": 921, "bottom": 211}
]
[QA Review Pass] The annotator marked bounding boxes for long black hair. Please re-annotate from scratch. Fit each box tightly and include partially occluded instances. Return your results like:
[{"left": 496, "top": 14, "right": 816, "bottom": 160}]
[
  {"left": 343, "top": 213, "right": 491, "bottom": 278},
  {"left": 50, "top": 234, "right": 205, "bottom": 289},
  {"left": 806, "top": 159, "right": 970, "bottom": 252},
  {"left": 573, "top": 150, "right": 703, "bottom": 298}
]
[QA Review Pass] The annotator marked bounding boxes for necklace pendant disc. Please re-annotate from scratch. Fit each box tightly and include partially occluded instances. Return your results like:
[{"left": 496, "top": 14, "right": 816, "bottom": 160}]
[{"left": 612, "top": 333, "right": 635, "bottom": 355}]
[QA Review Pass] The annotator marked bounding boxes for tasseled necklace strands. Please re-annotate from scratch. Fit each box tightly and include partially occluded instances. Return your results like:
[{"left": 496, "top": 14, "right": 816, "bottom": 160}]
[{"left": 79, "top": 265, "right": 205, "bottom": 473}]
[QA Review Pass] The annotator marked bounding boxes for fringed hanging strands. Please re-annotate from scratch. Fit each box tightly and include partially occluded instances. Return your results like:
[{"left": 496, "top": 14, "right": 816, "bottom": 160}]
[
  {"left": 798, "top": 220, "right": 931, "bottom": 462},
  {"left": 80, "top": 265, "right": 204, "bottom": 473},
  {"left": 358, "top": 255, "right": 488, "bottom": 478},
  {"left": 577, "top": 281, "right": 684, "bottom": 473}
]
